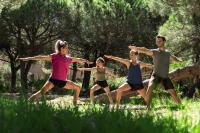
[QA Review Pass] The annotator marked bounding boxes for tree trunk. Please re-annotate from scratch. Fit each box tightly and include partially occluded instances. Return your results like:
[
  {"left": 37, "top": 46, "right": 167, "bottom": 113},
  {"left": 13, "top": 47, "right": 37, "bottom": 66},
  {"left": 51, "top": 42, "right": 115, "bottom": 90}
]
[
  {"left": 81, "top": 50, "right": 90, "bottom": 91},
  {"left": 81, "top": 50, "right": 97, "bottom": 94},
  {"left": 95, "top": 64, "right": 200, "bottom": 102},
  {"left": 20, "top": 61, "right": 27, "bottom": 93},
  {"left": 2, "top": 44, "right": 20, "bottom": 93},
  {"left": 10, "top": 62, "right": 17, "bottom": 92},
  {"left": 20, "top": 61, "right": 32, "bottom": 93},
  {"left": 72, "top": 62, "right": 77, "bottom": 82}
]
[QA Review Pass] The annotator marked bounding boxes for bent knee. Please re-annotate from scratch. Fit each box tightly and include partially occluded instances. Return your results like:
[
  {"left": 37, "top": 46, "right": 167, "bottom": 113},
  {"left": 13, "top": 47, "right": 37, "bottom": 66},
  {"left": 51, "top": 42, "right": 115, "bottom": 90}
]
[
  {"left": 104, "top": 87, "right": 110, "bottom": 92},
  {"left": 74, "top": 85, "right": 81, "bottom": 91},
  {"left": 117, "top": 89, "right": 123, "bottom": 94}
]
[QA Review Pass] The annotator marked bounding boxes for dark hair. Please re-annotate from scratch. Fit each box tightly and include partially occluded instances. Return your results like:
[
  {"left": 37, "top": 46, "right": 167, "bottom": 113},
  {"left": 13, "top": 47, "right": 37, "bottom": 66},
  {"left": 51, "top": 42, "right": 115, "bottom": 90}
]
[
  {"left": 55, "top": 40, "right": 68, "bottom": 53},
  {"left": 156, "top": 35, "right": 166, "bottom": 42},
  {"left": 96, "top": 57, "right": 105, "bottom": 64}
]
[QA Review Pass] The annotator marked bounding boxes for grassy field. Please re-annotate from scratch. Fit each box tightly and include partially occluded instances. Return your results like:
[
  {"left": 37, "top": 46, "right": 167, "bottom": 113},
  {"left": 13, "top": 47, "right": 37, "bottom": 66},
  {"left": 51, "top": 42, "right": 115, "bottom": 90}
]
[{"left": 0, "top": 95, "right": 200, "bottom": 133}]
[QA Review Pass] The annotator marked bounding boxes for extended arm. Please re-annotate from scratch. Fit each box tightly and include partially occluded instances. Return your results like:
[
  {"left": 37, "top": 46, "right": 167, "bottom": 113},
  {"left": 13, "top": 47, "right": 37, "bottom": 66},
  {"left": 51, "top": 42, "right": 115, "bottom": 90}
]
[
  {"left": 77, "top": 67, "right": 93, "bottom": 71},
  {"left": 129, "top": 45, "right": 153, "bottom": 57},
  {"left": 72, "top": 57, "right": 91, "bottom": 64},
  {"left": 19, "top": 55, "right": 51, "bottom": 61},
  {"left": 104, "top": 55, "right": 129, "bottom": 67},
  {"left": 170, "top": 54, "right": 183, "bottom": 62},
  {"left": 139, "top": 62, "right": 154, "bottom": 69}
]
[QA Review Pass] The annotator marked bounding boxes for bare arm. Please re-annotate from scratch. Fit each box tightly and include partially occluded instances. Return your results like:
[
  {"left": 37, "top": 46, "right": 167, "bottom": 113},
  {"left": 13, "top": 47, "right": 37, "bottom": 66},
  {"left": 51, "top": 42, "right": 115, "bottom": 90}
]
[
  {"left": 170, "top": 54, "right": 183, "bottom": 62},
  {"left": 19, "top": 55, "right": 51, "bottom": 61},
  {"left": 139, "top": 61, "right": 154, "bottom": 69},
  {"left": 77, "top": 67, "right": 93, "bottom": 71},
  {"left": 104, "top": 55, "right": 129, "bottom": 67},
  {"left": 129, "top": 45, "right": 153, "bottom": 57},
  {"left": 72, "top": 57, "right": 91, "bottom": 64}
]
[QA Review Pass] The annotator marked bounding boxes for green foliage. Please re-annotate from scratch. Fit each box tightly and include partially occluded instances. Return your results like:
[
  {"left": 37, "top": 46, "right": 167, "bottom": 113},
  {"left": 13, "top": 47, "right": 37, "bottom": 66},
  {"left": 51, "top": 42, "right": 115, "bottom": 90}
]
[
  {"left": 0, "top": 97, "right": 193, "bottom": 133},
  {"left": 148, "top": 0, "right": 200, "bottom": 63},
  {"left": 0, "top": 0, "right": 165, "bottom": 92},
  {"left": 107, "top": 77, "right": 125, "bottom": 90},
  {"left": 169, "top": 60, "right": 192, "bottom": 71}
]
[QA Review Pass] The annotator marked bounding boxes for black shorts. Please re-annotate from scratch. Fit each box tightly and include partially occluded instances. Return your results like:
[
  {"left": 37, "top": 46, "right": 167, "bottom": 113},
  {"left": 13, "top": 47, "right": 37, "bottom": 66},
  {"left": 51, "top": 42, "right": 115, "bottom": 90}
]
[
  {"left": 127, "top": 81, "right": 144, "bottom": 91},
  {"left": 151, "top": 74, "right": 174, "bottom": 90},
  {"left": 96, "top": 80, "right": 109, "bottom": 88},
  {"left": 49, "top": 78, "right": 67, "bottom": 88}
]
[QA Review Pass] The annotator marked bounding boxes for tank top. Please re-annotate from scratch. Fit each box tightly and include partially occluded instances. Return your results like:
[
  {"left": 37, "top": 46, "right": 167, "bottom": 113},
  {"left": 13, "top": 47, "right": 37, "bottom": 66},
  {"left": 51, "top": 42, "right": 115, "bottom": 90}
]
[{"left": 127, "top": 63, "right": 143, "bottom": 84}]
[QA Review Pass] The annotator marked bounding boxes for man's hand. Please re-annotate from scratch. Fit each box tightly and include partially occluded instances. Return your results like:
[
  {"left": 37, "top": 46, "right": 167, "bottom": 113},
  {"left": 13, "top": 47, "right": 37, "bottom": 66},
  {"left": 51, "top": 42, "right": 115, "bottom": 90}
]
[
  {"left": 177, "top": 58, "right": 183, "bottom": 62},
  {"left": 79, "top": 59, "right": 93, "bottom": 65},
  {"left": 79, "top": 59, "right": 87, "bottom": 64},
  {"left": 128, "top": 45, "right": 137, "bottom": 50},
  {"left": 104, "top": 55, "right": 112, "bottom": 59}
]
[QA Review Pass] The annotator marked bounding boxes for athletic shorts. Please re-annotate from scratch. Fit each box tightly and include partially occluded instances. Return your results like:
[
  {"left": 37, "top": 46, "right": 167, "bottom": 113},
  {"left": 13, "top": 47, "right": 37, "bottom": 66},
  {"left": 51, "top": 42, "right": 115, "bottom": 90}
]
[
  {"left": 95, "top": 80, "right": 109, "bottom": 88},
  {"left": 49, "top": 78, "right": 67, "bottom": 88},
  {"left": 151, "top": 74, "right": 174, "bottom": 90},
  {"left": 127, "top": 81, "right": 144, "bottom": 91}
]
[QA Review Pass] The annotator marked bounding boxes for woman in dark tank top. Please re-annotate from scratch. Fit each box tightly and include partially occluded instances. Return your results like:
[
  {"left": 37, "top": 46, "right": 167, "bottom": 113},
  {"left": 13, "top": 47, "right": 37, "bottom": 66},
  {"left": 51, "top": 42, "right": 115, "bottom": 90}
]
[
  {"left": 127, "top": 63, "right": 143, "bottom": 85},
  {"left": 105, "top": 50, "right": 153, "bottom": 109}
]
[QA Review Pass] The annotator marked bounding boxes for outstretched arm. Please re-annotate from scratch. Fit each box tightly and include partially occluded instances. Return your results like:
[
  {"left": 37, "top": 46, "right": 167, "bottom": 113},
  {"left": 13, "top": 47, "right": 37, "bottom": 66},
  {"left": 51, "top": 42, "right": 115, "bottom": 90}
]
[
  {"left": 19, "top": 55, "right": 51, "bottom": 61},
  {"left": 170, "top": 54, "right": 183, "bottom": 62},
  {"left": 104, "top": 55, "right": 129, "bottom": 67},
  {"left": 139, "top": 62, "right": 154, "bottom": 69},
  {"left": 77, "top": 67, "right": 93, "bottom": 71},
  {"left": 129, "top": 45, "right": 153, "bottom": 57},
  {"left": 72, "top": 57, "right": 92, "bottom": 64}
]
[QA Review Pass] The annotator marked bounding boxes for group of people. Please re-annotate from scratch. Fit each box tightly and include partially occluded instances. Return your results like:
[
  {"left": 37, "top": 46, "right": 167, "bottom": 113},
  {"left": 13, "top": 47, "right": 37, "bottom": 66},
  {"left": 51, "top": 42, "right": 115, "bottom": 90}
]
[{"left": 19, "top": 35, "right": 182, "bottom": 108}]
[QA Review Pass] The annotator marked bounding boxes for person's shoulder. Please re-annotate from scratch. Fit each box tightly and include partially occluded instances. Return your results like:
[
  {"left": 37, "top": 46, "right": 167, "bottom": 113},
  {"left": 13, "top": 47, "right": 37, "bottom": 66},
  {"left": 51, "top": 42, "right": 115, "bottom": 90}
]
[
  {"left": 50, "top": 53, "right": 57, "bottom": 56},
  {"left": 104, "top": 66, "right": 109, "bottom": 69},
  {"left": 165, "top": 49, "right": 170, "bottom": 53},
  {"left": 92, "top": 67, "right": 97, "bottom": 72},
  {"left": 137, "top": 61, "right": 141, "bottom": 64},
  {"left": 164, "top": 49, "right": 171, "bottom": 55},
  {"left": 65, "top": 54, "right": 71, "bottom": 57},
  {"left": 50, "top": 53, "right": 58, "bottom": 58},
  {"left": 150, "top": 48, "right": 158, "bottom": 52},
  {"left": 65, "top": 55, "right": 72, "bottom": 59},
  {"left": 92, "top": 67, "right": 97, "bottom": 69}
]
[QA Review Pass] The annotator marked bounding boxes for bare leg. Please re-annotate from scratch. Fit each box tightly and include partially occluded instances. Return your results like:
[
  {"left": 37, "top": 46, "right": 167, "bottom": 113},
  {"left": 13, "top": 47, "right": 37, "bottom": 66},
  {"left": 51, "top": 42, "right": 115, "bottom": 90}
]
[
  {"left": 90, "top": 84, "right": 100, "bottom": 104},
  {"left": 167, "top": 89, "right": 181, "bottom": 104},
  {"left": 63, "top": 80, "right": 81, "bottom": 105},
  {"left": 116, "top": 83, "right": 131, "bottom": 109},
  {"left": 28, "top": 81, "right": 54, "bottom": 101},
  {"left": 137, "top": 88, "right": 147, "bottom": 103},
  {"left": 103, "top": 87, "right": 113, "bottom": 104},
  {"left": 145, "top": 78, "right": 158, "bottom": 109}
]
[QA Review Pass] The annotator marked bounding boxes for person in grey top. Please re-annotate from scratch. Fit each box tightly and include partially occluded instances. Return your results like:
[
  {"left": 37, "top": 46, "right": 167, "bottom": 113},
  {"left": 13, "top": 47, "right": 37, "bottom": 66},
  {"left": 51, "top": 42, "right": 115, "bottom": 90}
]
[
  {"left": 78, "top": 57, "right": 114, "bottom": 104},
  {"left": 129, "top": 35, "right": 182, "bottom": 109}
]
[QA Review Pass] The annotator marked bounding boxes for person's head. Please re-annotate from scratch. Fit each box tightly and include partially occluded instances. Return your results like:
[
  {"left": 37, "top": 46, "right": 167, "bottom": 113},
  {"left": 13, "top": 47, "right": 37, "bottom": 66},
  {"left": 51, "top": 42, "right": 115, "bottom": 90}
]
[
  {"left": 129, "top": 50, "right": 138, "bottom": 61},
  {"left": 156, "top": 35, "right": 166, "bottom": 48},
  {"left": 96, "top": 57, "right": 105, "bottom": 68},
  {"left": 55, "top": 40, "right": 69, "bottom": 55}
]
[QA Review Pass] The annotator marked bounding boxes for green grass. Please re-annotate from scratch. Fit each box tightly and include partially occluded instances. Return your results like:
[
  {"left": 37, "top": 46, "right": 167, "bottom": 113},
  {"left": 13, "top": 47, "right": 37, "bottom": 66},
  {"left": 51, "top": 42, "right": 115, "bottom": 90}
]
[{"left": 1, "top": 97, "right": 199, "bottom": 133}]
